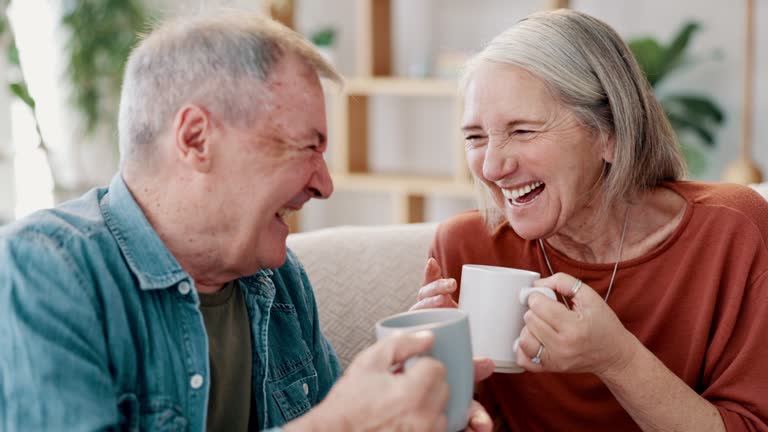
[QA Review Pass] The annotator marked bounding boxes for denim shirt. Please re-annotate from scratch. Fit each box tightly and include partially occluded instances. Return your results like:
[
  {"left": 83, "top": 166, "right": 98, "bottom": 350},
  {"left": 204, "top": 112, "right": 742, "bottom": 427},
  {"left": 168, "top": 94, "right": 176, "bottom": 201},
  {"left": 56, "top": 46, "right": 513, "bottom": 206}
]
[{"left": 0, "top": 175, "right": 342, "bottom": 431}]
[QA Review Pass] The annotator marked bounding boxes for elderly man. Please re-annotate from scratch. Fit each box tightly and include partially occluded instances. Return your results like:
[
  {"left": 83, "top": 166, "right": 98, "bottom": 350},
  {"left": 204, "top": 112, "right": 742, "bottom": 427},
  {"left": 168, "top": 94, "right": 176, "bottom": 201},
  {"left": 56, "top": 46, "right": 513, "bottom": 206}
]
[{"left": 0, "top": 11, "right": 492, "bottom": 432}]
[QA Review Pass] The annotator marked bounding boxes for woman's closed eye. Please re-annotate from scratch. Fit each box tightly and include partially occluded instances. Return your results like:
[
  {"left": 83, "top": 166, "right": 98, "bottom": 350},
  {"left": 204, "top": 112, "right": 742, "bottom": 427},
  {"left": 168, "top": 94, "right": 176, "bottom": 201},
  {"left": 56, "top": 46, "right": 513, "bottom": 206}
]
[{"left": 511, "top": 129, "right": 536, "bottom": 137}]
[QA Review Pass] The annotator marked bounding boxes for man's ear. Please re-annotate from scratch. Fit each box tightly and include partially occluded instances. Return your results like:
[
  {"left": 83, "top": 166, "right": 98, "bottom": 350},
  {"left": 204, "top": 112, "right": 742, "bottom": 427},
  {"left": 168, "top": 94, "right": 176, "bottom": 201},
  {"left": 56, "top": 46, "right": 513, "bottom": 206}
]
[{"left": 173, "top": 104, "right": 214, "bottom": 173}]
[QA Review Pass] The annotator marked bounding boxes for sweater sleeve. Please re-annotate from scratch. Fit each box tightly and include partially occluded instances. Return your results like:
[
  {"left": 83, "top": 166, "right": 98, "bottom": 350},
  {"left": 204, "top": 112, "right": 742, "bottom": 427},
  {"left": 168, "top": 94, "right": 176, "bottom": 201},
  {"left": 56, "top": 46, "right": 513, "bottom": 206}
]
[{"left": 703, "top": 271, "right": 768, "bottom": 431}]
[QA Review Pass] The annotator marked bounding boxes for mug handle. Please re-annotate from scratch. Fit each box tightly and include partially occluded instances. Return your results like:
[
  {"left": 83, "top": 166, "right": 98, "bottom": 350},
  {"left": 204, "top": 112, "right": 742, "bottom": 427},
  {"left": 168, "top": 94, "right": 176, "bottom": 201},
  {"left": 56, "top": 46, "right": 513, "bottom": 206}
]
[{"left": 519, "top": 287, "right": 556, "bottom": 305}]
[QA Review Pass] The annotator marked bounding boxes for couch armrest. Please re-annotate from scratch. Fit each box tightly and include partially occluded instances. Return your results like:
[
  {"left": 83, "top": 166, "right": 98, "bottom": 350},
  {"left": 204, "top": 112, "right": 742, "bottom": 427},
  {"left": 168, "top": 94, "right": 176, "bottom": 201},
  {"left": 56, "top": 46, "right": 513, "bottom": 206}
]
[{"left": 287, "top": 223, "right": 437, "bottom": 367}]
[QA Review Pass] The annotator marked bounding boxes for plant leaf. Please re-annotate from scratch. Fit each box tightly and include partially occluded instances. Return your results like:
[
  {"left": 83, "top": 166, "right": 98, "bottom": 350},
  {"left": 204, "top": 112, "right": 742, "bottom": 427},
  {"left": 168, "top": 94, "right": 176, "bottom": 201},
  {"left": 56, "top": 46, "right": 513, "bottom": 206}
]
[
  {"left": 628, "top": 38, "right": 665, "bottom": 86},
  {"left": 663, "top": 94, "right": 724, "bottom": 124},
  {"left": 9, "top": 81, "right": 35, "bottom": 110},
  {"left": 658, "top": 21, "right": 700, "bottom": 82},
  {"left": 666, "top": 111, "right": 715, "bottom": 146}
]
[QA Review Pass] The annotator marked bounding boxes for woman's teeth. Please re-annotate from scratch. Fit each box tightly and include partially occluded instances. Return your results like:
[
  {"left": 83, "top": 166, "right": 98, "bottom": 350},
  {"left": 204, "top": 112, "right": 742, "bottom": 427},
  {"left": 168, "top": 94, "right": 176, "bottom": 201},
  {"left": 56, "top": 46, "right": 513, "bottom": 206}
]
[{"left": 502, "top": 181, "right": 544, "bottom": 200}]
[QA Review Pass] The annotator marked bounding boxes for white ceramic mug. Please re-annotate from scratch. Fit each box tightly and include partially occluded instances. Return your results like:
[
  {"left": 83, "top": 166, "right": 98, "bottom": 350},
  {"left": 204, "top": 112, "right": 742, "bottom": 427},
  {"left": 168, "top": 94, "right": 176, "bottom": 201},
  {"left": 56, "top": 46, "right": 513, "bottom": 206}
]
[{"left": 458, "top": 264, "right": 556, "bottom": 373}]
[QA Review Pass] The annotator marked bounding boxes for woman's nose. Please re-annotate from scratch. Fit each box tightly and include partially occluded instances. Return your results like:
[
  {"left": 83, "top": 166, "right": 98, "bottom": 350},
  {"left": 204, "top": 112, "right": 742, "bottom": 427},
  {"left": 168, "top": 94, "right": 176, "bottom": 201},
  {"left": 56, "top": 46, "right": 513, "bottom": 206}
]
[{"left": 482, "top": 142, "right": 517, "bottom": 182}]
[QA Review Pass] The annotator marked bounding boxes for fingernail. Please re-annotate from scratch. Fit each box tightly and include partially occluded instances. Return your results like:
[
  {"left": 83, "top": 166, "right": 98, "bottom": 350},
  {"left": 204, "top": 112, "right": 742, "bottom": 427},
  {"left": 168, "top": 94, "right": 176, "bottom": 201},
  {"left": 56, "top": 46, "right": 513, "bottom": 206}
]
[
  {"left": 413, "top": 330, "right": 433, "bottom": 340},
  {"left": 472, "top": 411, "right": 491, "bottom": 426},
  {"left": 512, "top": 338, "right": 520, "bottom": 353}
]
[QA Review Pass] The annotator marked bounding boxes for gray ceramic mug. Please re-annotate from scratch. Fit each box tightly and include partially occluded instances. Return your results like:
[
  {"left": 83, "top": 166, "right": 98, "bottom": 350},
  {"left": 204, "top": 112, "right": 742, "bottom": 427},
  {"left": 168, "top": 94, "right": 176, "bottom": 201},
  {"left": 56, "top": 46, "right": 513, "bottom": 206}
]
[{"left": 375, "top": 308, "right": 474, "bottom": 432}]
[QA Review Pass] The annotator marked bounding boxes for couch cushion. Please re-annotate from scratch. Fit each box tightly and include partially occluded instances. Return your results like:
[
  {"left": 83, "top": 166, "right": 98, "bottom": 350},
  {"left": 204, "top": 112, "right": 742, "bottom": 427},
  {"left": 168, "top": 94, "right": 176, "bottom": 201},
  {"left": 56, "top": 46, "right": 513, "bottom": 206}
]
[{"left": 287, "top": 223, "right": 437, "bottom": 367}]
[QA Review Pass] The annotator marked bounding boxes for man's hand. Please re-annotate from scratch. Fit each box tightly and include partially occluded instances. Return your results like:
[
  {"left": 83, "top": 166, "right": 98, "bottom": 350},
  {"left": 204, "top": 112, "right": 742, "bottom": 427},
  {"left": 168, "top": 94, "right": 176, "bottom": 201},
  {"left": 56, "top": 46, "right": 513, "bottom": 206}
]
[
  {"left": 466, "top": 358, "right": 495, "bottom": 431},
  {"left": 285, "top": 331, "right": 450, "bottom": 431}
]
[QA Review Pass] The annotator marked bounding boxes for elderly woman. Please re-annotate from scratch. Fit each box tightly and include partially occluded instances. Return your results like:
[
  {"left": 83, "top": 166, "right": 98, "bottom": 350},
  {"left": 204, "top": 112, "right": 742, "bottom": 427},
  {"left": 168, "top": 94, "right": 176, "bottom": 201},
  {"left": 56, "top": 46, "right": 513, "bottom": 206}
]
[{"left": 412, "top": 9, "right": 768, "bottom": 431}]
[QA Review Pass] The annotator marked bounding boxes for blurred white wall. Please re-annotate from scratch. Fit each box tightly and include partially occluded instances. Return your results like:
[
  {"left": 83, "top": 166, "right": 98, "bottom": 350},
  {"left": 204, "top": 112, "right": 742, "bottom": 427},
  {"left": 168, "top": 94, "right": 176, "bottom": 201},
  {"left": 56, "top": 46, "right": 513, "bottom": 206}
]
[{"left": 0, "top": 49, "right": 14, "bottom": 223}]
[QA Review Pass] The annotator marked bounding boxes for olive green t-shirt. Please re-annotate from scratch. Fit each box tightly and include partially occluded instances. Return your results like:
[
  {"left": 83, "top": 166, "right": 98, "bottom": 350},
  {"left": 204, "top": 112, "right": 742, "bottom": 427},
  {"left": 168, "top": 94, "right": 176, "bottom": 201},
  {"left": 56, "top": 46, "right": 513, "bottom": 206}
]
[{"left": 199, "top": 280, "right": 253, "bottom": 432}]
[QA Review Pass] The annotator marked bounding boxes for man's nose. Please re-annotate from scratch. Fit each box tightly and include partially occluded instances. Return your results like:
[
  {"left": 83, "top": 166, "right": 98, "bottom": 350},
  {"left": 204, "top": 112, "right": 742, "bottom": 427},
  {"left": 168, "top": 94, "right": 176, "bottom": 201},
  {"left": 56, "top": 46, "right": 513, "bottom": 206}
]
[{"left": 308, "top": 156, "right": 334, "bottom": 199}]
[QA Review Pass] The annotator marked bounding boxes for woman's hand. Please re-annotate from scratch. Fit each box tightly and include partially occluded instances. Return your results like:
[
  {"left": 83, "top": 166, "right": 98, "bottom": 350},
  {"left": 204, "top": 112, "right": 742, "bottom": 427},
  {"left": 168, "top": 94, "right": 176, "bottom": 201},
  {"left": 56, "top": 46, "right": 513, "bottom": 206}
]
[
  {"left": 410, "top": 257, "right": 459, "bottom": 310},
  {"left": 514, "top": 272, "right": 639, "bottom": 376}
]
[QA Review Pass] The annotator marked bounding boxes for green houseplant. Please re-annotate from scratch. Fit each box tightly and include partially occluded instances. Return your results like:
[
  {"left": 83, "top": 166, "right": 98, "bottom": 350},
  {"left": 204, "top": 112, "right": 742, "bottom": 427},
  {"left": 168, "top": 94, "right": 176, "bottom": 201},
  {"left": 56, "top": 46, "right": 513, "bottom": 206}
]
[
  {"left": 1, "top": 0, "right": 147, "bottom": 198},
  {"left": 628, "top": 22, "right": 725, "bottom": 177}
]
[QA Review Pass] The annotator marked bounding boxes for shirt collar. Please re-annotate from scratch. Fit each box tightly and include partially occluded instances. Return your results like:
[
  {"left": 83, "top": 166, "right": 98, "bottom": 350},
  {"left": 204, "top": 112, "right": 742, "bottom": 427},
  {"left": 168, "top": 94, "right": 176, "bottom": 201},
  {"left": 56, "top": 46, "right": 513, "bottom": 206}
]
[{"left": 100, "top": 174, "right": 189, "bottom": 290}]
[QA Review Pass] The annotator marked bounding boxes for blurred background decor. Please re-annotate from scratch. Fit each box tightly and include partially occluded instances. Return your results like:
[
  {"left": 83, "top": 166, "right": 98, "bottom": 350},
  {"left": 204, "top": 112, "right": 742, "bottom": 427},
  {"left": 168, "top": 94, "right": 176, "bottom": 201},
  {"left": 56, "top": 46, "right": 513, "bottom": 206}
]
[
  {"left": 1, "top": 0, "right": 767, "bottom": 230},
  {"left": 0, "top": 0, "right": 148, "bottom": 218},
  {"left": 61, "top": 0, "right": 146, "bottom": 136},
  {"left": 628, "top": 21, "right": 725, "bottom": 177},
  {"left": 310, "top": 26, "right": 337, "bottom": 65},
  {"left": 722, "top": 0, "right": 763, "bottom": 184}
]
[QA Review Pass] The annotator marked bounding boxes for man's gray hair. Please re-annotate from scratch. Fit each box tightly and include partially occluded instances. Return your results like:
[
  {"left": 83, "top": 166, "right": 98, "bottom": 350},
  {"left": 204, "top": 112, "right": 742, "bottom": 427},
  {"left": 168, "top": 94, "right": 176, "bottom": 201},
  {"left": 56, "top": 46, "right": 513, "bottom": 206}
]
[
  {"left": 118, "top": 10, "right": 341, "bottom": 165},
  {"left": 460, "top": 9, "right": 686, "bottom": 229}
]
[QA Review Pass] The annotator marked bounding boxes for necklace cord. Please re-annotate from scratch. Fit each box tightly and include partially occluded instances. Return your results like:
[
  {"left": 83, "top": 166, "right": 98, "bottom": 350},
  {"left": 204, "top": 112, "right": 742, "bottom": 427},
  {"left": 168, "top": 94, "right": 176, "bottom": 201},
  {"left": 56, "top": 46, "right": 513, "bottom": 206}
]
[{"left": 538, "top": 208, "right": 630, "bottom": 308}]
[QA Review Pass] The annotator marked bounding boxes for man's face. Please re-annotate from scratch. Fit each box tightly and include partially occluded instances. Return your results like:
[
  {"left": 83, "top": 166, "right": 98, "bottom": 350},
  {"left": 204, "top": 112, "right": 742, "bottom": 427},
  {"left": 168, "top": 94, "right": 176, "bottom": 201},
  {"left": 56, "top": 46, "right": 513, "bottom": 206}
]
[{"left": 211, "top": 54, "right": 332, "bottom": 273}]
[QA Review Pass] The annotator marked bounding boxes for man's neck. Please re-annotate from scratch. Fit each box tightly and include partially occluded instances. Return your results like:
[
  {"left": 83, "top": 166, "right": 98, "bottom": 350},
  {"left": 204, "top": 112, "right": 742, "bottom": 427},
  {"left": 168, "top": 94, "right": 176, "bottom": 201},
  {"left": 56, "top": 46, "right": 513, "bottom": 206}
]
[{"left": 124, "top": 175, "right": 235, "bottom": 293}]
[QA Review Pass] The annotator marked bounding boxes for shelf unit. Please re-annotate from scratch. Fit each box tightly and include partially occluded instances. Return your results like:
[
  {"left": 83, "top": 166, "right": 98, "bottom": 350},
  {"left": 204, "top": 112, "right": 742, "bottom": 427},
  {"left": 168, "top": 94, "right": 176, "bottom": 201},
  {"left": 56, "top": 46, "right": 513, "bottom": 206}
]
[
  {"left": 271, "top": 0, "right": 568, "bottom": 231},
  {"left": 328, "top": 0, "right": 475, "bottom": 229}
]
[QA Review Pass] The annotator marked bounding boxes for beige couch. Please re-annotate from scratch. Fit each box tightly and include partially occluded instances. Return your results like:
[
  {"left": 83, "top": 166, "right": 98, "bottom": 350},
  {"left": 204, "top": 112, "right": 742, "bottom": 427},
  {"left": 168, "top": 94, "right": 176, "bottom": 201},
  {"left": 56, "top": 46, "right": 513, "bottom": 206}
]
[{"left": 287, "top": 223, "right": 437, "bottom": 367}]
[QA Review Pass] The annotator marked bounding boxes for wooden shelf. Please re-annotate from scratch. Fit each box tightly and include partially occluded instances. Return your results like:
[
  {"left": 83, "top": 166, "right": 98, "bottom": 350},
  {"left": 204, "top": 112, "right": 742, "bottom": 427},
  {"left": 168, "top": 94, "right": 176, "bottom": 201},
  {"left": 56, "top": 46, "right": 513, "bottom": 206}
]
[
  {"left": 285, "top": 0, "right": 568, "bottom": 230},
  {"left": 344, "top": 77, "right": 457, "bottom": 97},
  {"left": 332, "top": 173, "right": 474, "bottom": 197}
]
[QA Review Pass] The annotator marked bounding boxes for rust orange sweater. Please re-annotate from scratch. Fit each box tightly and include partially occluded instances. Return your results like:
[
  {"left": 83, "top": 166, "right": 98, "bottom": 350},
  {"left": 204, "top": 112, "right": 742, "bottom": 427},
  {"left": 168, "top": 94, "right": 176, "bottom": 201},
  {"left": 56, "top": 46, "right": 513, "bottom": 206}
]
[{"left": 431, "top": 182, "right": 768, "bottom": 431}]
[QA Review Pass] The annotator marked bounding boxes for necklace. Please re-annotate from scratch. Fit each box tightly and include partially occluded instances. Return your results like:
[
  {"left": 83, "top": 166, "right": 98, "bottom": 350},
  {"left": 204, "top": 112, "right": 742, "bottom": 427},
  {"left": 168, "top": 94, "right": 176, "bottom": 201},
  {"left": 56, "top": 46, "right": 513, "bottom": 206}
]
[{"left": 538, "top": 208, "right": 630, "bottom": 308}]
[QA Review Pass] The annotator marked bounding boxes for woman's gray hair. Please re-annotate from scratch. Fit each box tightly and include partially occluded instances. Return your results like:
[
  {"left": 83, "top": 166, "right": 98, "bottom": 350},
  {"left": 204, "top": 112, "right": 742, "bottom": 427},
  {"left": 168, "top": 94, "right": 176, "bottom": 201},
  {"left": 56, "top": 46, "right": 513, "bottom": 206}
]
[
  {"left": 118, "top": 10, "right": 341, "bottom": 165},
  {"left": 460, "top": 9, "right": 686, "bottom": 230}
]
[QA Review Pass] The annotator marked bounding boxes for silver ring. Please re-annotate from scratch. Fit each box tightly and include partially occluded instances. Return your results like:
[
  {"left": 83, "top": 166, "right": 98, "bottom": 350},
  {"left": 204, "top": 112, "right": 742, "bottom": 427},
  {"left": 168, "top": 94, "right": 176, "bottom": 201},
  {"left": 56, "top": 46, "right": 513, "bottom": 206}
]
[
  {"left": 531, "top": 344, "right": 544, "bottom": 364},
  {"left": 569, "top": 278, "right": 583, "bottom": 298}
]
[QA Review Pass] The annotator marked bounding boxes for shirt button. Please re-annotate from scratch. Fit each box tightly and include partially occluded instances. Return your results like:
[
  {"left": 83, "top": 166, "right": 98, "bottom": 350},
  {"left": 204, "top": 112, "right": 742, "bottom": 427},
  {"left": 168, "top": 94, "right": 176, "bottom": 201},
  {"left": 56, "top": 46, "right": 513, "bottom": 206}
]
[
  {"left": 190, "top": 374, "right": 204, "bottom": 389},
  {"left": 178, "top": 281, "right": 191, "bottom": 295},
  {"left": 302, "top": 383, "right": 309, "bottom": 395}
]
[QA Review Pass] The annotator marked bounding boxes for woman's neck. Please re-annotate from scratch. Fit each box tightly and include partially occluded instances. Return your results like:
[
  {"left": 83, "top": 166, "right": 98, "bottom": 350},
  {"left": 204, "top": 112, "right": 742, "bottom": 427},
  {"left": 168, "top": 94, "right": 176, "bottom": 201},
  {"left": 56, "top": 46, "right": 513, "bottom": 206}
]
[{"left": 544, "top": 187, "right": 687, "bottom": 264}]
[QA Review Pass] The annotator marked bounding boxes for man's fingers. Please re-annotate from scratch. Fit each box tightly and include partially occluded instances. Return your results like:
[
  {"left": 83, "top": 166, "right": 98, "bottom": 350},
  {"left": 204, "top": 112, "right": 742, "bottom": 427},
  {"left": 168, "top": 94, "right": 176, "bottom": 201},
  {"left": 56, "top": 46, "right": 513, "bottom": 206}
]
[
  {"left": 422, "top": 257, "right": 444, "bottom": 285},
  {"left": 358, "top": 331, "right": 434, "bottom": 369},
  {"left": 473, "top": 357, "right": 495, "bottom": 383}
]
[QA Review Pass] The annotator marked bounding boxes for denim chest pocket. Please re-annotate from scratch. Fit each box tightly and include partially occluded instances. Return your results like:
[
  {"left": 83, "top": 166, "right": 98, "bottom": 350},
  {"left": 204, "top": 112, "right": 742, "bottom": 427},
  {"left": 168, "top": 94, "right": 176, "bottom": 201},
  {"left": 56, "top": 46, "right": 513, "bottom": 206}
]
[
  {"left": 118, "top": 393, "right": 188, "bottom": 432},
  {"left": 272, "top": 371, "right": 319, "bottom": 421},
  {"left": 268, "top": 302, "right": 319, "bottom": 421}
]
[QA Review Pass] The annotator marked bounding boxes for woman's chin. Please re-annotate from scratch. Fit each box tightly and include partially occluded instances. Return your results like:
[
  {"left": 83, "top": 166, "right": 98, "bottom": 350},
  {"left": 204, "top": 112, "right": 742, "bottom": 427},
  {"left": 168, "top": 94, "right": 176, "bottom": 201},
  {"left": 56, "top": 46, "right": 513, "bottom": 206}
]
[{"left": 505, "top": 218, "right": 550, "bottom": 240}]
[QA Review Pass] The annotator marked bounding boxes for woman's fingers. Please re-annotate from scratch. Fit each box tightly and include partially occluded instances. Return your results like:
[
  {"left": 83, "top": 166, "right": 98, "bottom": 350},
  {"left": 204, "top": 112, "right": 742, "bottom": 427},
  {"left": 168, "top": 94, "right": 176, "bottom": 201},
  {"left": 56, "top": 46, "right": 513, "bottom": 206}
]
[
  {"left": 515, "top": 326, "right": 545, "bottom": 372},
  {"left": 409, "top": 294, "right": 458, "bottom": 310},
  {"left": 523, "top": 308, "right": 559, "bottom": 348},
  {"left": 525, "top": 291, "right": 570, "bottom": 333},
  {"left": 422, "top": 257, "right": 443, "bottom": 285},
  {"left": 533, "top": 272, "right": 602, "bottom": 310},
  {"left": 417, "top": 278, "right": 457, "bottom": 301}
]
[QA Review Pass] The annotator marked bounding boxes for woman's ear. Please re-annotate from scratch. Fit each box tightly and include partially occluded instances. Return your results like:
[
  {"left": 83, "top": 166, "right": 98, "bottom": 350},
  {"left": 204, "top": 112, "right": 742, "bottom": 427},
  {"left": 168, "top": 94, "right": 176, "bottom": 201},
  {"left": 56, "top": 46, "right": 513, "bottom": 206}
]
[{"left": 601, "top": 134, "right": 616, "bottom": 164}]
